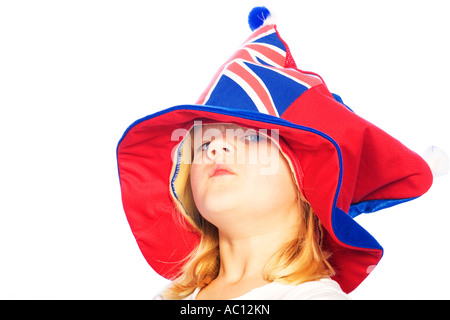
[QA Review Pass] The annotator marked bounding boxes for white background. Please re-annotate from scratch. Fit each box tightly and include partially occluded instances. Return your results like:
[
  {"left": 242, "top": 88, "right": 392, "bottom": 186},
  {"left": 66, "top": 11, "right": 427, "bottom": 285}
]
[{"left": 1, "top": 0, "right": 449, "bottom": 299}]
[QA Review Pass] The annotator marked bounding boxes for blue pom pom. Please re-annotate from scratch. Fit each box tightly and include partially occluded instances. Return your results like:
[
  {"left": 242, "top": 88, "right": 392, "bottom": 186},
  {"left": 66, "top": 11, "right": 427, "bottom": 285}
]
[{"left": 248, "top": 6, "right": 271, "bottom": 31}]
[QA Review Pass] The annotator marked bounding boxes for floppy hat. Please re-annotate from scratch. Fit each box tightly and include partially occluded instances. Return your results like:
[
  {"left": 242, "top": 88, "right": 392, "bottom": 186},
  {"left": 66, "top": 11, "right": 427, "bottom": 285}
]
[{"left": 116, "top": 7, "right": 433, "bottom": 293}]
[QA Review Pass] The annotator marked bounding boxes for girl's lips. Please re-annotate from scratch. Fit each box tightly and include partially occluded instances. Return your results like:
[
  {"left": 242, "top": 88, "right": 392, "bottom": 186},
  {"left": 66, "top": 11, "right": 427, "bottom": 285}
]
[{"left": 209, "top": 165, "right": 236, "bottom": 178}]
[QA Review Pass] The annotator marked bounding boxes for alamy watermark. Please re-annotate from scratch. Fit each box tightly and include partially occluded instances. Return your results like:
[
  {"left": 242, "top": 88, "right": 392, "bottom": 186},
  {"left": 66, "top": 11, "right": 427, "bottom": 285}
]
[{"left": 171, "top": 121, "right": 280, "bottom": 175}]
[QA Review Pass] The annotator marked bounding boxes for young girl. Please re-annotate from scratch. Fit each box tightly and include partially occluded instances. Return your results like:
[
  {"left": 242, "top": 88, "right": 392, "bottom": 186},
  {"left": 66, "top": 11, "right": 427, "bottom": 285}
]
[
  {"left": 164, "top": 122, "right": 346, "bottom": 299},
  {"left": 116, "top": 7, "right": 433, "bottom": 299}
]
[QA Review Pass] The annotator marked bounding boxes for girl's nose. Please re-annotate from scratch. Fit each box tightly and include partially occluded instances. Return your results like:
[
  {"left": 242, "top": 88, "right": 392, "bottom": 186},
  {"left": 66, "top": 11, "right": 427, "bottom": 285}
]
[{"left": 206, "top": 139, "right": 234, "bottom": 162}]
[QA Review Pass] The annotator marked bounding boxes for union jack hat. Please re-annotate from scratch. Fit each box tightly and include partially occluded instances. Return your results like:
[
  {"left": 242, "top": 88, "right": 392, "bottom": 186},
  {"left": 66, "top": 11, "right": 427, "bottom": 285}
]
[{"left": 116, "top": 7, "right": 433, "bottom": 293}]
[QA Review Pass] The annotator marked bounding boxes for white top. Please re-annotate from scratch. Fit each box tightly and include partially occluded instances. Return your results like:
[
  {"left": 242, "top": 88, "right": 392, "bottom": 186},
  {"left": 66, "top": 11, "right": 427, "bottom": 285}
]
[{"left": 175, "top": 278, "right": 349, "bottom": 300}]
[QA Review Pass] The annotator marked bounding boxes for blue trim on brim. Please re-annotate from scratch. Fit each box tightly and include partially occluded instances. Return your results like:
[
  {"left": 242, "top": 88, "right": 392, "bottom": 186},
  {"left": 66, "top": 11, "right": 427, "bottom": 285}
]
[
  {"left": 170, "top": 137, "right": 184, "bottom": 204},
  {"left": 333, "top": 207, "right": 383, "bottom": 250},
  {"left": 349, "top": 197, "right": 419, "bottom": 218}
]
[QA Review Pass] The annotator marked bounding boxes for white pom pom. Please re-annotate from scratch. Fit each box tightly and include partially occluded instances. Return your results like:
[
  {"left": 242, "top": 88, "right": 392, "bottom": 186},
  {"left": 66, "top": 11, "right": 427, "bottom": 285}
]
[{"left": 422, "top": 146, "right": 449, "bottom": 177}]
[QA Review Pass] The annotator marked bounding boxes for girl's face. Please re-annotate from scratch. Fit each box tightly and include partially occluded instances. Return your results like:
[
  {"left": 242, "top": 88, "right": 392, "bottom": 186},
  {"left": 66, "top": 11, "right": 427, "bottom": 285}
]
[{"left": 189, "top": 123, "right": 300, "bottom": 236}]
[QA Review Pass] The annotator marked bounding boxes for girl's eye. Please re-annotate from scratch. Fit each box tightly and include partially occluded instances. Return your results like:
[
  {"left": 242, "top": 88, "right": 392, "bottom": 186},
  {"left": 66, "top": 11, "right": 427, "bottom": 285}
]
[
  {"left": 200, "top": 141, "right": 211, "bottom": 151},
  {"left": 242, "top": 134, "right": 265, "bottom": 142}
]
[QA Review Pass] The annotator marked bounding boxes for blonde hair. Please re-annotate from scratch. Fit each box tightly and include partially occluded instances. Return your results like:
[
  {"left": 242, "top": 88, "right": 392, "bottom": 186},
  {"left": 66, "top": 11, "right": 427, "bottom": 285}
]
[
  {"left": 164, "top": 186, "right": 334, "bottom": 300},
  {"left": 164, "top": 127, "right": 335, "bottom": 300}
]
